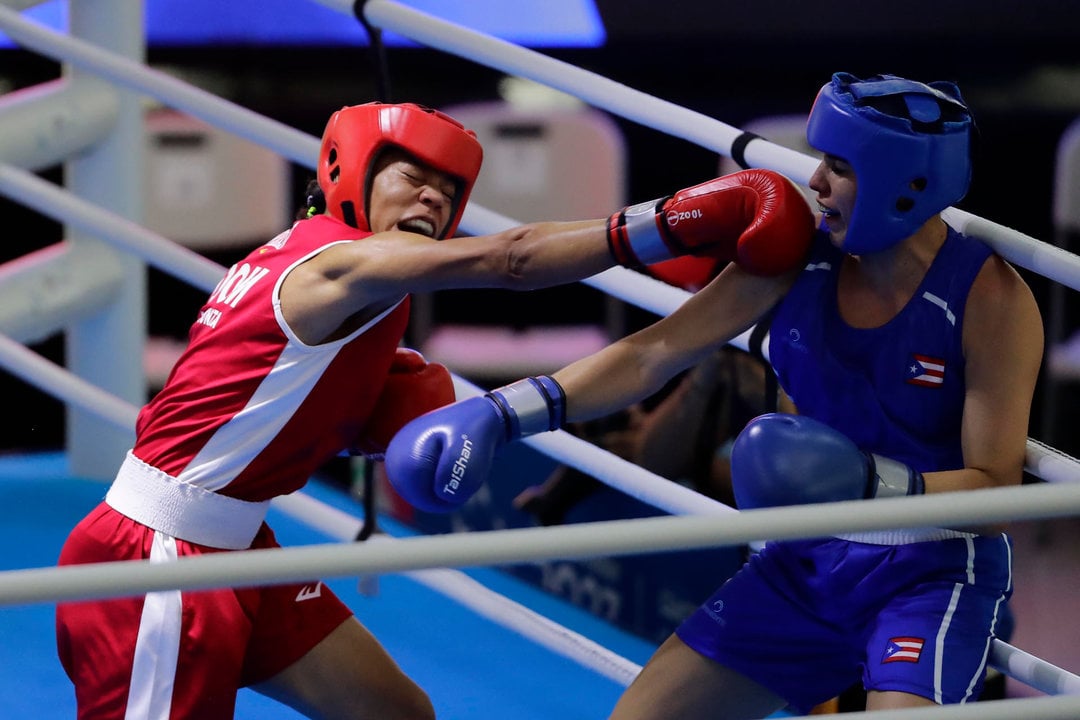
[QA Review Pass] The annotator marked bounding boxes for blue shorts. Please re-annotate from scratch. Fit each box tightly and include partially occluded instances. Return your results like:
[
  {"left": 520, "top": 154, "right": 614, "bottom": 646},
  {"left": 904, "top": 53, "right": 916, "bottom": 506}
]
[{"left": 676, "top": 534, "right": 1013, "bottom": 714}]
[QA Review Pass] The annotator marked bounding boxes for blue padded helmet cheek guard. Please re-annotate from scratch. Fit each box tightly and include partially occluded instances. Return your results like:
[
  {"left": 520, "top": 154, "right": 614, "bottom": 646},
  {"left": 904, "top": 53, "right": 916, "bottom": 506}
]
[{"left": 806, "top": 75, "right": 972, "bottom": 254}]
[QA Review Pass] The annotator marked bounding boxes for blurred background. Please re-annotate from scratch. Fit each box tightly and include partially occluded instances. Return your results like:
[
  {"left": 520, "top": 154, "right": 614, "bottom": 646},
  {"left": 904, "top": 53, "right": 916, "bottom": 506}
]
[
  {"left": 2, "top": 2, "right": 1080, "bottom": 706},
  {"left": 3, "top": 0, "right": 1079, "bottom": 454}
]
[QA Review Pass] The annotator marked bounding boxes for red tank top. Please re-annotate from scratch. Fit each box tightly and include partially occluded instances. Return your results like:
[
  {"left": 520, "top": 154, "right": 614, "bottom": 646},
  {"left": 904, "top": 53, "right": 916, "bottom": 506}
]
[{"left": 133, "top": 215, "right": 409, "bottom": 501}]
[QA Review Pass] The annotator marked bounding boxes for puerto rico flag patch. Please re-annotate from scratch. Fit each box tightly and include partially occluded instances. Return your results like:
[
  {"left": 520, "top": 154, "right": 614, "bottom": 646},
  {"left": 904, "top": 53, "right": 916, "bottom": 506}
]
[
  {"left": 907, "top": 354, "right": 945, "bottom": 387},
  {"left": 883, "top": 636, "right": 925, "bottom": 664}
]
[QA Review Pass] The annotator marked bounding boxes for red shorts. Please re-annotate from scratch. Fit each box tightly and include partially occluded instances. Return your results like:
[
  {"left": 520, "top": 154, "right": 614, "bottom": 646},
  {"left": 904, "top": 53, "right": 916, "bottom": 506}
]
[{"left": 56, "top": 502, "right": 353, "bottom": 719}]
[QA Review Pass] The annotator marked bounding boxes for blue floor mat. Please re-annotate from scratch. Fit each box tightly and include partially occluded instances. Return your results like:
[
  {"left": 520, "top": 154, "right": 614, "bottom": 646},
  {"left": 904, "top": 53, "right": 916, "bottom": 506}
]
[{"left": 0, "top": 453, "right": 656, "bottom": 719}]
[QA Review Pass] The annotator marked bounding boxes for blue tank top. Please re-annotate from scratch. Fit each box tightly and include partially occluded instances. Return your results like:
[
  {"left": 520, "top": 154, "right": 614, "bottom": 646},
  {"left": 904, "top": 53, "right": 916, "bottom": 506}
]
[{"left": 768, "top": 227, "right": 993, "bottom": 473}]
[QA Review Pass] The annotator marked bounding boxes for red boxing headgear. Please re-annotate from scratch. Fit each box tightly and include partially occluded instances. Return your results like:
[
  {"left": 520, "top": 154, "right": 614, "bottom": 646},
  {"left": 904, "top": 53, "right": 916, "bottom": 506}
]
[{"left": 317, "top": 102, "right": 483, "bottom": 238}]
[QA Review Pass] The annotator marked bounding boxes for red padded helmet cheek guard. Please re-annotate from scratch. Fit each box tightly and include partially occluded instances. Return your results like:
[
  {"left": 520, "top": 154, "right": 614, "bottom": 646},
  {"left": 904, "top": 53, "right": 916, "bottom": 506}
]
[{"left": 317, "top": 110, "right": 382, "bottom": 231}]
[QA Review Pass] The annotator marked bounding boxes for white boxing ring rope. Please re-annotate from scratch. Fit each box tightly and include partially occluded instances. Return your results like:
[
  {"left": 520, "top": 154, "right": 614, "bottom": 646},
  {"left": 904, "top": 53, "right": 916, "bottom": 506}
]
[
  {"left": 272, "top": 490, "right": 644, "bottom": 688},
  {"left": 0, "top": 160, "right": 652, "bottom": 685},
  {"left": 3, "top": 2, "right": 1080, "bottom": 297},
  {"left": 2, "top": 325, "right": 1078, "bottom": 699},
  {"left": 2, "top": 21, "right": 1080, "bottom": 703},
  {"left": 4, "top": 454, "right": 1080, "bottom": 694},
  {"left": 0, "top": 6, "right": 318, "bottom": 167},
  {"left": 6, "top": 484, "right": 1080, "bottom": 607},
  {"left": 780, "top": 696, "right": 1080, "bottom": 720},
  {"left": 1, "top": 1, "right": 1080, "bottom": 714},
  {"left": 0, "top": 334, "right": 647, "bottom": 687},
  {"left": 4, "top": 324, "right": 1077, "bottom": 700},
  {"left": 3, "top": 145, "right": 1078, "bottom": 488},
  {"left": 2, "top": 5, "right": 1079, "bottom": 482},
  {"left": 356, "top": 0, "right": 1080, "bottom": 295}
]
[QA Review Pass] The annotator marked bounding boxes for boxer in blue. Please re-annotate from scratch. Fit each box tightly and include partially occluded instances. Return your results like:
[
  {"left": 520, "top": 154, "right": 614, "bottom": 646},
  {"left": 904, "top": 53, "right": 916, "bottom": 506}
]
[{"left": 387, "top": 72, "right": 1044, "bottom": 717}]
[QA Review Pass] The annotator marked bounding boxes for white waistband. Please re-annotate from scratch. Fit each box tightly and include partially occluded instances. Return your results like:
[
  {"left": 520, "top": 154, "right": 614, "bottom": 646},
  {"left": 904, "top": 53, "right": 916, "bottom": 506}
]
[
  {"left": 106, "top": 451, "right": 270, "bottom": 550},
  {"left": 833, "top": 528, "right": 977, "bottom": 545}
]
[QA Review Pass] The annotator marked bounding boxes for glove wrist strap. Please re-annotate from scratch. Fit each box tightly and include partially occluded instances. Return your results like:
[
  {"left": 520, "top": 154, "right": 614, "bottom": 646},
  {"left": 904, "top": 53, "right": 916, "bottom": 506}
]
[
  {"left": 487, "top": 376, "right": 566, "bottom": 441},
  {"left": 607, "top": 198, "right": 671, "bottom": 266},
  {"left": 869, "top": 453, "right": 926, "bottom": 498}
]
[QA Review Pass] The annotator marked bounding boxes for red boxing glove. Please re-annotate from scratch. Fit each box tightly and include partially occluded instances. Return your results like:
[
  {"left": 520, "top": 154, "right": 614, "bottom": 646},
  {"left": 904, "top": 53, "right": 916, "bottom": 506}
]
[
  {"left": 350, "top": 348, "right": 456, "bottom": 458},
  {"left": 644, "top": 255, "right": 725, "bottom": 292},
  {"left": 606, "top": 168, "right": 814, "bottom": 276}
]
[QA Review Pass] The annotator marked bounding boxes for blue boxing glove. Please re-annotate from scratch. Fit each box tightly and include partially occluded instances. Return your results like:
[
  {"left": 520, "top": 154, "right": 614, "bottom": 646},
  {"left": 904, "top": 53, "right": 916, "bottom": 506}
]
[
  {"left": 729, "top": 413, "right": 925, "bottom": 509},
  {"left": 384, "top": 375, "right": 566, "bottom": 513}
]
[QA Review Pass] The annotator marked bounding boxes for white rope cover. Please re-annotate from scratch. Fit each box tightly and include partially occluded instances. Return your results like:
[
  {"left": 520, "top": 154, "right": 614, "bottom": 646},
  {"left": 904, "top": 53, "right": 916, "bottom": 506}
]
[{"left": 1, "top": 2, "right": 1078, "bottom": 715}]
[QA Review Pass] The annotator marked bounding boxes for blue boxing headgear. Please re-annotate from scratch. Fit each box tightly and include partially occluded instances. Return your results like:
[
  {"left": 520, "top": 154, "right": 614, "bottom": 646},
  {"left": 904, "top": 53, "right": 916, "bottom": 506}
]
[{"left": 806, "top": 72, "right": 973, "bottom": 253}]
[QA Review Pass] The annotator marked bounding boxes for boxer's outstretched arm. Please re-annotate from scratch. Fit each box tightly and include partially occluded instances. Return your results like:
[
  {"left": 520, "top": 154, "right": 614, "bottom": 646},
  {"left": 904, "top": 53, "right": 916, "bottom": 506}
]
[{"left": 385, "top": 262, "right": 795, "bottom": 513}]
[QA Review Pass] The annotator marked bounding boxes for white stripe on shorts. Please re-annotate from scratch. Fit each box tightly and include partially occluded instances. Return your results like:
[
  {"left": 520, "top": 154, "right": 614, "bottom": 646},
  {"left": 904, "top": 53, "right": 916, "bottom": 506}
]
[{"left": 126, "top": 532, "right": 182, "bottom": 720}]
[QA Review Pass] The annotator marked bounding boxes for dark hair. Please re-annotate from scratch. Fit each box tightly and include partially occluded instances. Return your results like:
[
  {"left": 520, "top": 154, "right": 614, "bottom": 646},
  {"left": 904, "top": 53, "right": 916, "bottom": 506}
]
[{"left": 296, "top": 178, "right": 327, "bottom": 221}]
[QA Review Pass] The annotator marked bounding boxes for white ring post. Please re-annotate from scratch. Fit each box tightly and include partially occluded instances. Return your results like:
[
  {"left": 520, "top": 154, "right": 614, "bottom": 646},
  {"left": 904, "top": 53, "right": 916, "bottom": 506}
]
[{"left": 62, "top": 0, "right": 145, "bottom": 479}]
